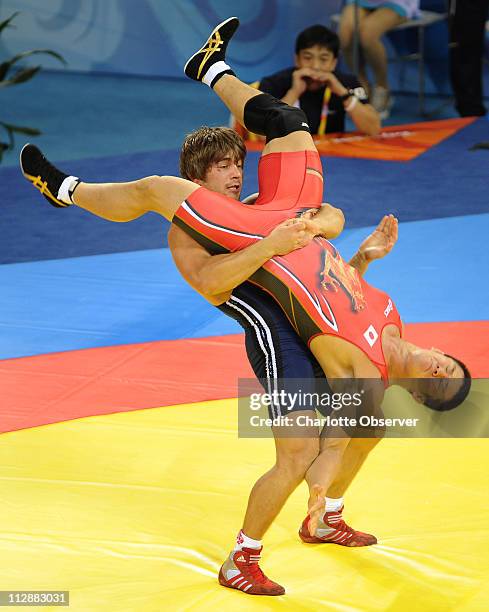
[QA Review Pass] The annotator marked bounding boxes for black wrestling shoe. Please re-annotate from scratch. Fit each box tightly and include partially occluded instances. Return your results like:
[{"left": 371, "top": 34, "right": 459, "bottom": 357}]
[
  {"left": 184, "top": 17, "right": 239, "bottom": 86},
  {"left": 20, "top": 144, "right": 73, "bottom": 208}
]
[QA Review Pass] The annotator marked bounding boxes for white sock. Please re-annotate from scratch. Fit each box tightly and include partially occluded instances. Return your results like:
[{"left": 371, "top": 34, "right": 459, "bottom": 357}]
[
  {"left": 325, "top": 497, "right": 344, "bottom": 513},
  {"left": 233, "top": 530, "right": 262, "bottom": 551},
  {"left": 58, "top": 175, "right": 79, "bottom": 204},
  {"left": 202, "top": 61, "right": 231, "bottom": 87}
]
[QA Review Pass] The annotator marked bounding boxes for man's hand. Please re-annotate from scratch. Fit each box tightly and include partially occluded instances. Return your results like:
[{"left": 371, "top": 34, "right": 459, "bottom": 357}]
[
  {"left": 290, "top": 67, "right": 317, "bottom": 97},
  {"left": 348, "top": 215, "right": 398, "bottom": 277},
  {"left": 293, "top": 69, "right": 348, "bottom": 95},
  {"left": 358, "top": 214, "right": 398, "bottom": 262},
  {"left": 264, "top": 218, "right": 315, "bottom": 256},
  {"left": 318, "top": 71, "right": 349, "bottom": 97}
]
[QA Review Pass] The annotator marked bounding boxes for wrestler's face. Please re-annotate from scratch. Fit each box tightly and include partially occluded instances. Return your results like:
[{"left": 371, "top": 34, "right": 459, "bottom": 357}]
[
  {"left": 200, "top": 154, "right": 244, "bottom": 200},
  {"left": 295, "top": 45, "right": 338, "bottom": 92},
  {"left": 406, "top": 347, "right": 465, "bottom": 405}
]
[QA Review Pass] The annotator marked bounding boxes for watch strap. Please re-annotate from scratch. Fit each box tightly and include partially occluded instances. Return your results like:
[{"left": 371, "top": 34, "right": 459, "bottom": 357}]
[{"left": 340, "top": 89, "right": 355, "bottom": 101}]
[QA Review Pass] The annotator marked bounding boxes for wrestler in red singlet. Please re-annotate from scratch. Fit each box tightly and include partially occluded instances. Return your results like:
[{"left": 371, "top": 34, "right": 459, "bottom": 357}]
[{"left": 173, "top": 150, "right": 402, "bottom": 383}]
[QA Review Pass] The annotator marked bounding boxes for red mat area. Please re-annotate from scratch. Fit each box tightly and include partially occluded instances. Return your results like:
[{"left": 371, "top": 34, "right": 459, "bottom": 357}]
[{"left": 1, "top": 321, "right": 487, "bottom": 434}]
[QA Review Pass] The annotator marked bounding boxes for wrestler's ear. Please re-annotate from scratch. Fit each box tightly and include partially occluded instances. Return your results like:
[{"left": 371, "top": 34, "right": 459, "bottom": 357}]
[{"left": 193, "top": 178, "right": 204, "bottom": 187}]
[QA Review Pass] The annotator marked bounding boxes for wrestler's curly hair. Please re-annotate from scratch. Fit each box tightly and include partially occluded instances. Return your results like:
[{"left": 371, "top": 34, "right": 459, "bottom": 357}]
[{"left": 180, "top": 126, "right": 246, "bottom": 181}]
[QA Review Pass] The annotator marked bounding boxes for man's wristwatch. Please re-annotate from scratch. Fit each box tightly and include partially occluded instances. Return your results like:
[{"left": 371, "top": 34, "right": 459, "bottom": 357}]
[
  {"left": 340, "top": 89, "right": 359, "bottom": 112},
  {"left": 340, "top": 89, "right": 356, "bottom": 101}
]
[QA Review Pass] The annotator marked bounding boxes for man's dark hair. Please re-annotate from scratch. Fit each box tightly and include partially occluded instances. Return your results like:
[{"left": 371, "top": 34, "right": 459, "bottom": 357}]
[
  {"left": 423, "top": 355, "right": 472, "bottom": 412},
  {"left": 180, "top": 126, "right": 246, "bottom": 181},
  {"left": 295, "top": 24, "right": 340, "bottom": 57}
]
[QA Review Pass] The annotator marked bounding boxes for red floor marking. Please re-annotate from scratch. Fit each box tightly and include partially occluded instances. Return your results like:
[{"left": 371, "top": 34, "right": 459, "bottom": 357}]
[
  {"left": 403, "top": 321, "right": 488, "bottom": 377},
  {"left": 1, "top": 321, "right": 487, "bottom": 434}
]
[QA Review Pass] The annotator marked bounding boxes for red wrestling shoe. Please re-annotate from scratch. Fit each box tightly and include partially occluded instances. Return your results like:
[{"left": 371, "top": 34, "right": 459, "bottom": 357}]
[
  {"left": 218, "top": 547, "right": 285, "bottom": 596},
  {"left": 299, "top": 506, "right": 377, "bottom": 547}
]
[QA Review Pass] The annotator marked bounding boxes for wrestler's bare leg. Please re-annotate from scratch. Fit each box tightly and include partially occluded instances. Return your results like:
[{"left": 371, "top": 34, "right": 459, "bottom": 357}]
[
  {"left": 72, "top": 175, "right": 198, "bottom": 222},
  {"left": 241, "top": 417, "right": 319, "bottom": 539},
  {"left": 213, "top": 74, "right": 317, "bottom": 155}
]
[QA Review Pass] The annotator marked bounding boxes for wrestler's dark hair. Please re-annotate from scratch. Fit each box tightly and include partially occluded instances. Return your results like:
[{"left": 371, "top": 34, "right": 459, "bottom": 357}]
[
  {"left": 295, "top": 24, "right": 340, "bottom": 58},
  {"left": 180, "top": 126, "right": 246, "bottom": 181},
  {"left": 422, "top": 355, "right": 472, "bottom": 412}
]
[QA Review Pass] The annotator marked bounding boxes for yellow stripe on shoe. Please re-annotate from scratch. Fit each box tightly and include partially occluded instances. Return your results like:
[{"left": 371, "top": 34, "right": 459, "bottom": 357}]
[
  {"left": 24, "top": 172, "right": 69, "bottom": 207},
  {"left": 197, "top": 33, "right": 223, "bottom": 80}
]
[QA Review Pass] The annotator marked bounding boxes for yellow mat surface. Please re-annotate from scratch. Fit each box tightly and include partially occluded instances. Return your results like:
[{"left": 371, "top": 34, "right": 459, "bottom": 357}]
[{"left": 1, "top": 399, "right": 488, "bottom": 611}]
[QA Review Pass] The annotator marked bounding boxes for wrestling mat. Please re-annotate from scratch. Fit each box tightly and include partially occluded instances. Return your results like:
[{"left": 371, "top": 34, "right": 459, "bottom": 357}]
[
  {"left": 1, "top": 404, "right": 488, "bottom": 611},
  {"left": 1, "top": 117, "right": 489, "bottom": 610}
]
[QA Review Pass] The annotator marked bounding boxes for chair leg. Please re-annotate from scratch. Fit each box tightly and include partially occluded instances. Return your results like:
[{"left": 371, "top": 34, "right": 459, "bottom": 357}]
[
  {"left": 352, "top": 1, "right": 360, "bottom": 75},
  {"left": 419, "top": 26, "right": 425, "bottom": 115}
]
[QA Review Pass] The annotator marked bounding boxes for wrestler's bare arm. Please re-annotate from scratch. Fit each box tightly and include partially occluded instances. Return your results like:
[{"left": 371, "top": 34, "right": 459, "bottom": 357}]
[
  {"left": 303, "top": 208, "right": 398, "bottom": 277},
  {"left": 170, "top": 210, "right": 398, "bottom": 305},
  {"left": 168, "top": 219, "right": 315, "bottom": 305},
  {"left": 304, "top": 338, "right": 386, "bottom": 535}
]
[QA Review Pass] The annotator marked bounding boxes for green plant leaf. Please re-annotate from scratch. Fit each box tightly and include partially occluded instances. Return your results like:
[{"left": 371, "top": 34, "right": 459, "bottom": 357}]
[
  {"left": 0, "top": 49, "right": 66, "bottom": 81},
  {"left": 0, "top": 121, "right": 41, "bottom": 159},
  {"left": 0, "top": 66, "right": 41, "bottom": 87},
  {"left": 0, "top": 121, "right": 41, "bottom": 136},
  {"left": 0, "top": 12, "right": 20, "bottom": 35},
  {"left": 0, "top": 14, "right": 64, "bottom": 164}
]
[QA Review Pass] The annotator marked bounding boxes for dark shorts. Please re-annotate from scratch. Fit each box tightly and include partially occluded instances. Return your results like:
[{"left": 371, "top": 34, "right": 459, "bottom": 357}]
[{"left": 219, "top": 282, "right": 332, "bottom": 418}]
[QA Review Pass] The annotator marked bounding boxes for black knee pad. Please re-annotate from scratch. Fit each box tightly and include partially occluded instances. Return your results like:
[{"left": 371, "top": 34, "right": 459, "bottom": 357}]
[{"left": 243, "top": 93, "right": 310, "bottom": 143}]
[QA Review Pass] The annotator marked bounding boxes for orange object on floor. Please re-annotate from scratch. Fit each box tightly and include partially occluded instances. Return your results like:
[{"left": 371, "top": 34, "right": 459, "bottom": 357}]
[{"left": 244, "top": 118, "right": 476, "bottom": 161}]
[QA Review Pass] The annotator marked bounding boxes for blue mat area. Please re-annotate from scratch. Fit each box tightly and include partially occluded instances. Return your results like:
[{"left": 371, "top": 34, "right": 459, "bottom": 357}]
[
  {"left": 1, "top": 145, "right": 259, "bottom": 263},
  {"left": 323, "top": 117, "right": 489, "bottom": 226},
  {"left": 0, "top": 248, "right": 239, "bottom": 359},
  {"left": 1, "top": 214, "right": 487, "bottom": 359},
  {"left": 2, "top": 149, "right": 179, "bottom": 264},
  {"left": 3, "top": 118, "right": 489, "bottom": 264}
]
